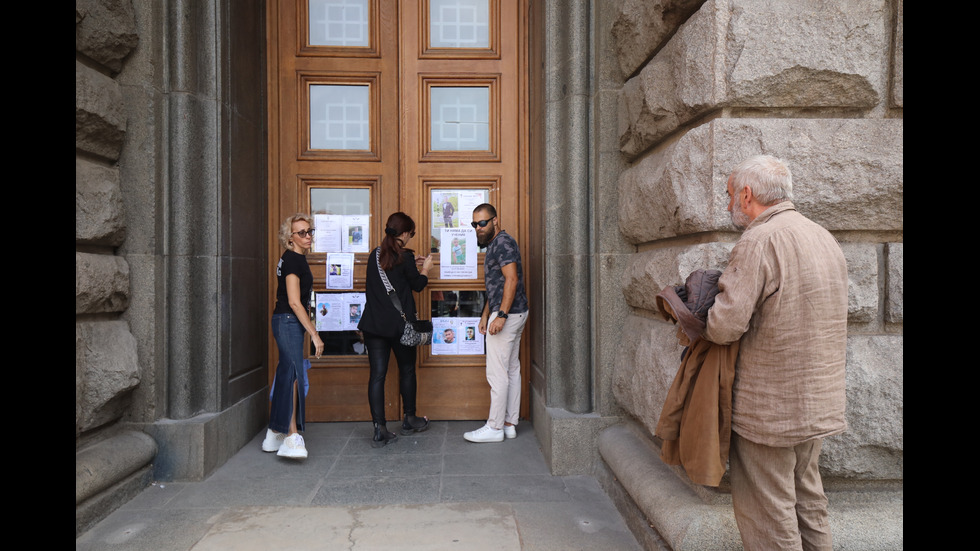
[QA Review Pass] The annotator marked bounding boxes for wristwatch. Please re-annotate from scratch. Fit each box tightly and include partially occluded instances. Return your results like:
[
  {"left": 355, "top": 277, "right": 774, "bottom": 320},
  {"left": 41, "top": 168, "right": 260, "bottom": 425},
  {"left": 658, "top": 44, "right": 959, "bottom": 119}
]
[{"left": 496, "top": 310, "right": 509, "bottom": 319}]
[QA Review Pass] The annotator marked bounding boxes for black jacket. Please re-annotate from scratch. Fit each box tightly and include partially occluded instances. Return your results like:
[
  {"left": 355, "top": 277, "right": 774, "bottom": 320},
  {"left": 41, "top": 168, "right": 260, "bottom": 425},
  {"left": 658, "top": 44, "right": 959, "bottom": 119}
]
[{"left": 358, "top": 248, "right": 429, "bottom": 338}]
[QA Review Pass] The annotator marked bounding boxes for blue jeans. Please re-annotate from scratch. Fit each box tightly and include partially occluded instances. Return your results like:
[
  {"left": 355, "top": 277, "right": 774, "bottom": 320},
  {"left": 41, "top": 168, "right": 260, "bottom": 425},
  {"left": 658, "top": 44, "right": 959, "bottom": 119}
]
[{"left": 270, "top": 313, "right": 306, "bottom": 433}]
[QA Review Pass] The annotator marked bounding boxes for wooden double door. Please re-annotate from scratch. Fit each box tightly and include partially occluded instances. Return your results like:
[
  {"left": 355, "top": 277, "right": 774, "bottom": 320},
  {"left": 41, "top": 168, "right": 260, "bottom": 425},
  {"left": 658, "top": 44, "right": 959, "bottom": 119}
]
[{"left": 268, "top": 0, "right": 529, "bottom": 422}]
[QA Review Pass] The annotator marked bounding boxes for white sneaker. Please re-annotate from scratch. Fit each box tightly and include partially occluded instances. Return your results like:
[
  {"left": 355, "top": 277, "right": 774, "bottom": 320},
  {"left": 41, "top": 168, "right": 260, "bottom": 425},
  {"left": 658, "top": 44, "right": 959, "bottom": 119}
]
[
  {"left": 277, "top": 433, "right": 308, "bottom": 459},
  {"left": 504, "top": 425, "right": 517, "bottom": 439},
  {"left": 261, "top": 429, "right": 285, "bottom": 452},
  {"left": 464, "top": 424, "right": 504, "bottom": 443}
]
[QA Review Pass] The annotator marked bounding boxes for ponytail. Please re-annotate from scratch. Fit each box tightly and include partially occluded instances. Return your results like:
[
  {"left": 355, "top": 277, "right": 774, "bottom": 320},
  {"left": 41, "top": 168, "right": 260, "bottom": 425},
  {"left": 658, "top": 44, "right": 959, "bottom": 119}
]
[{"left": 379, "top": 212, "right": 417, "bottom": 270}]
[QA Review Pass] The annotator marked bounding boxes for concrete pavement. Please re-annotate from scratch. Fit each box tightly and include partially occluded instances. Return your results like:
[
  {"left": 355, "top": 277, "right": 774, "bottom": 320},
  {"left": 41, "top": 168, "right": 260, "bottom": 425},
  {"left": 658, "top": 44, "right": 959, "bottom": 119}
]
[{"left": 76, "top": 421, "right": 643, "bottom": 551}]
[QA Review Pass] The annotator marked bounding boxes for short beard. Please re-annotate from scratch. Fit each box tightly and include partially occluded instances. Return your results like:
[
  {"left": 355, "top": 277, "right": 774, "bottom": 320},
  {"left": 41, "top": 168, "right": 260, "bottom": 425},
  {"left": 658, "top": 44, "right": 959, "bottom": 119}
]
[
  {"left": 730, "top": 208, "right": 750, "bottom": 231},
  {"left": 477, "top": 226, "right": 496, "bottom": 247}
]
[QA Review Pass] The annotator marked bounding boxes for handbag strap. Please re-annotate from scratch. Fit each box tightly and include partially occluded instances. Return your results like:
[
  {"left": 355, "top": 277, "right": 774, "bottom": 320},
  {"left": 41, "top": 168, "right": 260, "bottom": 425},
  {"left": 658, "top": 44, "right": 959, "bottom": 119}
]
[{"left": 376, "top": 248, "right": 409, "bottom": 322}]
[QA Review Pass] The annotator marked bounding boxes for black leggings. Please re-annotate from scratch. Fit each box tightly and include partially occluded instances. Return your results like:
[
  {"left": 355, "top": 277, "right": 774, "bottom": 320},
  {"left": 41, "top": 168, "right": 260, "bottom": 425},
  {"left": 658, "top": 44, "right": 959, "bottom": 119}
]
[{"left": 365, "top": 332, "right": 418, "bottom": 424}]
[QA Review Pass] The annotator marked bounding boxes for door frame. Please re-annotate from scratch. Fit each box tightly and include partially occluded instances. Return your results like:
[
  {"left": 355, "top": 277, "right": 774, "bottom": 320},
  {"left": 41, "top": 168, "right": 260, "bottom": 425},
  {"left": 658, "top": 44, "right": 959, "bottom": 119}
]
[{"left": 265, "top": 0, "right": 532, "bottom": 422}]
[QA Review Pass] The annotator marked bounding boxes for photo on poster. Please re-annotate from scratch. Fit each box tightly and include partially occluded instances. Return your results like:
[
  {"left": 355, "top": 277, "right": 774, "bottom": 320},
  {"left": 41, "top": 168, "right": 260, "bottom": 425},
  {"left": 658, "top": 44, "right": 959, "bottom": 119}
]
[
  {"left": 433, "top": 192, "right": 459, "bottom": 229},
  {"left": 349, "top": 226, "right": 364, "bottom": 247},
  {"left": 440, "top": 227, "right": 478, "bottom": 279},
  {"left": 449, "top": 236, "right": 466, "bottom": 265},
  {"left": 315, "top": 300, "right": 330, "bottom": 331}
]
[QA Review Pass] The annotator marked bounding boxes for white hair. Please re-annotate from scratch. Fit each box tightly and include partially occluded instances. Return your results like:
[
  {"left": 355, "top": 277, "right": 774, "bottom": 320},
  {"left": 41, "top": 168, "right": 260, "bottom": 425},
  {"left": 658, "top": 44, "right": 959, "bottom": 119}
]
[{"left": 730, "top": 155, "right": 793, "bottom": 206}]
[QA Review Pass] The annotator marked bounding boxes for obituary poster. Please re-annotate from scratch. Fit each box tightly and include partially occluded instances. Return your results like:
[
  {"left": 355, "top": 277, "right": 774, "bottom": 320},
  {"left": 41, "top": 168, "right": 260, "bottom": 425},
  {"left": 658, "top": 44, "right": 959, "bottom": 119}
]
[
  {"left": 313, "top": 214, "right": 343, "bottom": 253},
  {"left": 428, "top": 189, "right": 488, "bottom": 253},
  {"left": 325, "top": 253, "right": 355, "bottom": 290},
  {"left": 344, "top": 292, "right": 366, "bottom": 330},
  {"left": 343, "top": 215, "right": 370, "bottom": 253},
  {"left": 439, "top": 227, "right": 478, "bottom": 280},
  {"left": 314, "top": 292, "right": 366, "bottom": 331},
  {"left": 431, "top": 316, "right": 484, "bottom": 355},
  {"left": 431, "top": 317, "right": 458, "bottom": 355},
  {"left": 313, "top": 214, "right": 371, "bottom": 253},
  {"left": 314, "top": 293, "right": 342, "bottom": 331},
  {"left": 456, "top": 317, "right": 484, "bottom": 355},
  {"left": 457, "top": 190, "right": 488, "bottom": 228}
]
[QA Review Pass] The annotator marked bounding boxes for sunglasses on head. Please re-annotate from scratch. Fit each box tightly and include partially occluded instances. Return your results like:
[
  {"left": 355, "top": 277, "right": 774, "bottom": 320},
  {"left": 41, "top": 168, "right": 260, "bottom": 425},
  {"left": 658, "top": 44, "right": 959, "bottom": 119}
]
[
  {"left": 471, "top": 219, "right": 493, "bottom": 229},
  {"left": 291, "top": 228, "right": 315, "bottom": 238}
]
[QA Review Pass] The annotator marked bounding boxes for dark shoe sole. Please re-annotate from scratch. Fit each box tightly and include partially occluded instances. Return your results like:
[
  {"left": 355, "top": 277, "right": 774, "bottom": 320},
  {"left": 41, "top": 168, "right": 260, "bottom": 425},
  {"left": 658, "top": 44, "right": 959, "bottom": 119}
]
[
  {"left": 371, "top": 434, "right": 398, "bottom": 448},
  {"left": 400, "top": 416, "right": 430, "bottom": 435}
]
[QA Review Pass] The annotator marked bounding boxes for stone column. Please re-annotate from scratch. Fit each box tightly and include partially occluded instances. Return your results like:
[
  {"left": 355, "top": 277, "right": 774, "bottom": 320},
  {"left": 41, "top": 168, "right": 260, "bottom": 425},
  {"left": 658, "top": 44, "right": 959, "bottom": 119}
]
[
  {"left": 532, "top": 0, "right": 622, "bottom": 476},
  {"left": 539, "top": 0, "right": 594, "bottom": 414},
  {"left": 113, "top": 0, "right": 270, "bottom": 482}
]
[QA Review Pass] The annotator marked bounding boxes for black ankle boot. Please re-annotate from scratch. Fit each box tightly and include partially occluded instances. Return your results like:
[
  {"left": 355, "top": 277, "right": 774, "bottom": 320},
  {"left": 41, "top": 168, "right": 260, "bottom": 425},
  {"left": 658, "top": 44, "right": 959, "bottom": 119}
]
[
  {"left": 400, "top": 414, "right": 430, "bottom": 435},
  {"left": 372, "top": 422, "right": 398, "bottom": 448}
]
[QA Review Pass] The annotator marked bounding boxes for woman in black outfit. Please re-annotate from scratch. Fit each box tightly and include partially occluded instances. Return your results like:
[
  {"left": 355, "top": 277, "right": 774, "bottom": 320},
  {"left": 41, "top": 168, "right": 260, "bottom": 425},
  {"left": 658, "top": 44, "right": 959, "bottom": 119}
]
[
  {"left": 358, "top": 212, "right": 434, "bottom": 447},
  {"left": 263, "top": 213, "right": 324, "bottom": 459}
]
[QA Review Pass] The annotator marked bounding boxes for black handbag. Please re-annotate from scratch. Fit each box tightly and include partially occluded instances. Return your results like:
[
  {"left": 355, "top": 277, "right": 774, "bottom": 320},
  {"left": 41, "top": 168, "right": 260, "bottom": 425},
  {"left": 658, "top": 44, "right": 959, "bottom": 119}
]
[{"left": 376, "top": 248, "right": 432, "bottom": 346}]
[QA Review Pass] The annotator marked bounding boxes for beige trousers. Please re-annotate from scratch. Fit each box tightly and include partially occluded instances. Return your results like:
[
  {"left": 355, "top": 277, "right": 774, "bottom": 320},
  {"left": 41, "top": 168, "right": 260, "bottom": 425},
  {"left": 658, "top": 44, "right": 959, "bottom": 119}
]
[
  {"left": 485, "top": 311, "right": 528, "bottom": 430},
  {"left": 729, "top": 432, "right": 833, "bottom": 551}
]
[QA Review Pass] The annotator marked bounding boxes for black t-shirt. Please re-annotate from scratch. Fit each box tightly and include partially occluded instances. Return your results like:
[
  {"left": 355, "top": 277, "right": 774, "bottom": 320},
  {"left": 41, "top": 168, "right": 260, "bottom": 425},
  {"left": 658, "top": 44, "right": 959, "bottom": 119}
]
[{"left": 273, "top": 249, "right": 313, "bottom": 315}]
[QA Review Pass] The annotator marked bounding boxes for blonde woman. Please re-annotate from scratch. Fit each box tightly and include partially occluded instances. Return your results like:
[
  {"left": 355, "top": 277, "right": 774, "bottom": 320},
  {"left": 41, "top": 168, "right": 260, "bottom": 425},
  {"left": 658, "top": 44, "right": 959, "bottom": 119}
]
[{"left": 262, "top": 213, "right": 324, "bottom": 459}]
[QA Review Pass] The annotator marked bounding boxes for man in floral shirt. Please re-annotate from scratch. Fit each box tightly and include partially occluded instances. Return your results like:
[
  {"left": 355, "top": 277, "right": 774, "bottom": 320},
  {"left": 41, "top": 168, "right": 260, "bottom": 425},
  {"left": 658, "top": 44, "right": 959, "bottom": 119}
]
[{"left": 464, "top": 203, "right": 528, "bottom": 443}]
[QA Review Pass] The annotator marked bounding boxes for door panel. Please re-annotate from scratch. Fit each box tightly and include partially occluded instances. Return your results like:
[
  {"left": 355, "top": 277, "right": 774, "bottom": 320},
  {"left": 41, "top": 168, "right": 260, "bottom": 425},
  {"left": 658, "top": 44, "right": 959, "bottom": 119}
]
[{"left": 269, "top": 0, "right": 527, "bottom": 422}]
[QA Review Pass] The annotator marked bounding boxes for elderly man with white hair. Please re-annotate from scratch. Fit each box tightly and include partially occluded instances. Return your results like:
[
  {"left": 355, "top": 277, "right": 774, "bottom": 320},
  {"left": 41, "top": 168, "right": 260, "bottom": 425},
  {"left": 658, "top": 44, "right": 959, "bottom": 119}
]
[{"left": 704, "top": 155, "right": 848, "bottom": 551}]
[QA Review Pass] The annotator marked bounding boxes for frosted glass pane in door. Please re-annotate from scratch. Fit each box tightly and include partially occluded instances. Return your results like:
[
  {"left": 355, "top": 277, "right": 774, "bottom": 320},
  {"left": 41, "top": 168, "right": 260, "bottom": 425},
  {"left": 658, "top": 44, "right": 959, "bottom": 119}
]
[
  {"left": 310, "top": 188, "right": 370, "bottom": 215},
  {"left": 429, "top": 0, "right": 489, "bottom": 48},
  {"left": 430, "top": 87, "right": 489, "bottom": 151},
  {"left": 309, "top": 0, "right": 370, "bottom": 47},
  {"left": 310, "top": 84, "right": 370, "bottom": 150}
]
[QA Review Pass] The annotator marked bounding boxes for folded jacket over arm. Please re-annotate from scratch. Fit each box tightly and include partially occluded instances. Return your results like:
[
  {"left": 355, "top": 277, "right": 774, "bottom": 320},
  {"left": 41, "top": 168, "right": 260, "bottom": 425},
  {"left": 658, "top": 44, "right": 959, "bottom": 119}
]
[{"left": 653, "top": 269, "right": 738, "bottom": 487}]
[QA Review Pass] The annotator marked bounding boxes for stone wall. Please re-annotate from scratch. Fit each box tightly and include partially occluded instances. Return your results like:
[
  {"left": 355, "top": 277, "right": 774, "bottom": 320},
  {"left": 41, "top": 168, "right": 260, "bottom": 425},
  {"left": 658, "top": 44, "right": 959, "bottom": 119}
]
[
  {"left": 76, "top": 0, "right": 139, "bottom": 440},
  {"left": 598, "top": 0, "right": 903, "bottom": 548},
  {"left": 77, "top": 0, "right": 270, "bottom": 533},
  {"left": 76, "top": 0, "right": 157, "bottom": 536}
]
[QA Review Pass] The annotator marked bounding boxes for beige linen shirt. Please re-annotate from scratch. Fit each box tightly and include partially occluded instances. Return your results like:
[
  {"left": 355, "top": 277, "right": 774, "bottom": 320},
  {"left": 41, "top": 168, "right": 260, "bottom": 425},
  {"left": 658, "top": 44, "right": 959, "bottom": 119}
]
[{"left": 704, "top": 202, "right": 847, "bottom": 447}]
